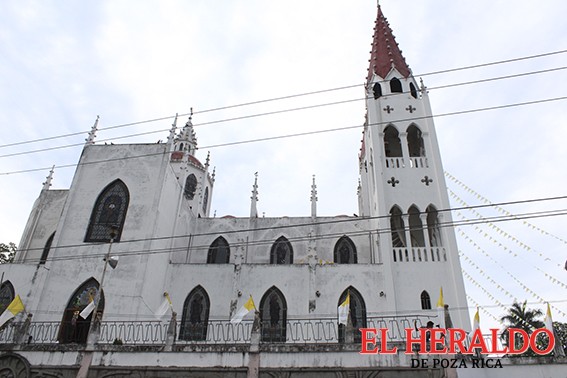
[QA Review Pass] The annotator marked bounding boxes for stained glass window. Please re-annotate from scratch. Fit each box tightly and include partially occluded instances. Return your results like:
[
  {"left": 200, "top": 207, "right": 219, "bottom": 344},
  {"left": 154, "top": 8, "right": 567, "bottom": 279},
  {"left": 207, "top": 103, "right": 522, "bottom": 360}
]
[
  {"left": 207, "top": 237, "right": 230, "bottom": 264},
  {"left": 202, "top": 187, "right": 209, "bottom": 213},
  {"left": 40, "top": 232, "right": 55, "bottom": 265},
  {"left": 0, "top": 282, "right": 15, "bottom": 315},
  {"left": 184, "top": 174, "right": 197, "bottom": 200},
  {"left": 338, "top": 287, "right": 367, "bottom": 343},
  {"left": 260, "top": 286, "right": 287, "bottom": 342},
  {"left": 333, "top": 236, "right": 357, "bottom": 264},
  {"left": 180, "top": 286, "right": 209, "bottom": 341},
  {"left": 270, "top": 236, "right": 293, "bottom": 264},
  {"left": 85, "top": 180, "right": 129, "bottom": 242},
  {"left": 421, "top": 290, "right": 431, "bottom": 310}
]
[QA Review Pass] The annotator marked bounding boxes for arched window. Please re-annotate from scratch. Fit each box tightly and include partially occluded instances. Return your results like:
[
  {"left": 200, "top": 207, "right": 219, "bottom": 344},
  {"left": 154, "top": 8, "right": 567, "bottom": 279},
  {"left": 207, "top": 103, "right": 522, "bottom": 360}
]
[
  {"left": 384, "top": 126, "right": 402, "bottom": 157},
  {"left": 338, "top": 287, "right": 367, "bottom": 343},
  {"left": 410, "top": 82, "right": 418, "bottom": 99},
  {"left": 260, "top": 286, "right": 287, "bottom": 342},
  {"left": 59, "top": 278, "right": 104, "bottom": 344},
  {"left": 390, "top": 77, "right": 402, "bottom": 93},
  {"left": 408, "top": 205, "right": 425, "bottom": 247},
  {"left": 179, "top": 286, "right": 210, "bottom": 341},
  {"left": 426, "top": 205, "right": 442, "bottom": 247},
  {"left": 0, "top": 281, "right": 15, "bottom": 315},
  {"left": 372, "top": 82, "right": 382, "bottom": 99},
  {"left": 390, "top": 206, "right": 406, "bottom": 247},
  {"left": 421, "top": 290, "right": 431, "bottom": 310},
  {"left": 207, "top": 236, "right": 230, "bottom": 264},
  {"left": 40, "top": 232, "right": 55, "bottom": 265},
  {"left": 407, "top": 125, "right": 425, "bottom": 157},
  {"left": 270, "top": 236, "right": 293, "bottom": 264},
  {"left": 85, "top": 179, "right": 129, "bottom": 242},
  {"left": 184, "top": 174, "right": 197, "bottom": 200},
  {"left": 333, "top": 236, "right": 357, "bottom": 264},
  {"left": 203, "top": 187, "right": 209, "bottom": 213}
]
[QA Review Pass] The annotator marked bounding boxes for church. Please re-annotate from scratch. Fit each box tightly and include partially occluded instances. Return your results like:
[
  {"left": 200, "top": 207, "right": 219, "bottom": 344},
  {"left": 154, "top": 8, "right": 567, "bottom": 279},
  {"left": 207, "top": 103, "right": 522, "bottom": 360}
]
[{"left": 0, "top": 5, "right": 471, "bottom": 377}]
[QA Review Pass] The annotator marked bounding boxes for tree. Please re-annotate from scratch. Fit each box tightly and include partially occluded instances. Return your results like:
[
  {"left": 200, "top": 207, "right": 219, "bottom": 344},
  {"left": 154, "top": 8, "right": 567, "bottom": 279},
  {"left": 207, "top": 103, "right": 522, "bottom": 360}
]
[
  {"left": 536, "top": 321, "right": 567, "bottom": 356},
  {"left": 0, "top": 243, "right": 16, "bottom": 264},
  {"left": 500, "top": 300, "right": 544, "bottom": 355}
]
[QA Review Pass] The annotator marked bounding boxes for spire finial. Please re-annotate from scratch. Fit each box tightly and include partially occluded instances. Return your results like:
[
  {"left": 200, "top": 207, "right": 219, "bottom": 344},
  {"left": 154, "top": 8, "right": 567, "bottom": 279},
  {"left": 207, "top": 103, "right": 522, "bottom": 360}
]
[
  {"left": 205, "top": 151, "right": 210, "bottom": 169},
  {"left": 175, "top": 108, "right": 198, "bottom": 154},
  {"left": 211, "top": 167, "right": 216, "bottom": 183},
  {"left": 42, "top": 165, "right": 55, "bottom": 190},
  {"left": 250, "top": 172, "right": 259, "bottom": 218},
  {"left": 85, "top": 115, "right": 99, "bottom": 145},
  {"left": 167, "top": 113, "right": 178, "bottom": 145},
  {"left": 310, "top": 175, "right": 317, "bottom": 218}
]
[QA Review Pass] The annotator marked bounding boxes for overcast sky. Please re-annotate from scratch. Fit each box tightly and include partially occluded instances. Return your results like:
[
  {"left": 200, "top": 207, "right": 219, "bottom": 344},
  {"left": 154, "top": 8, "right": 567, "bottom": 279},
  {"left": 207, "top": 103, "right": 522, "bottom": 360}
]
[{"left": 1, "top": 0, "right": 567, "bottom": 330}]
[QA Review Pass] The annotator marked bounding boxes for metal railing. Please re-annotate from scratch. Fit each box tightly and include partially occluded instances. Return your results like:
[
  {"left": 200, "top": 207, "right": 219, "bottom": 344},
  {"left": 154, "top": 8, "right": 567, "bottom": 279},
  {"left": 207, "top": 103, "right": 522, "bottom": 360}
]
[{"left": 0, "top": 314, "right": 439, "bottom": 346}]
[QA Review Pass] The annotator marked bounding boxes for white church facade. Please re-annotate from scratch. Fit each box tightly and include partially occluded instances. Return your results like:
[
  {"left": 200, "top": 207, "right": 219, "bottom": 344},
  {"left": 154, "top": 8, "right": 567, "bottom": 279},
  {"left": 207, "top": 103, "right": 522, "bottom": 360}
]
[{"left": 0, "top": 5, "right": 471, "bottom": 377}]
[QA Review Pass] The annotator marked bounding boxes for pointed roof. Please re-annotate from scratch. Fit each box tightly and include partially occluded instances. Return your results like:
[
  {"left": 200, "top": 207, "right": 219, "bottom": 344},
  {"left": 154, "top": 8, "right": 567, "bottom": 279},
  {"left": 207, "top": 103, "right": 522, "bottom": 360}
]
[{"left": 367, "top": 5, "right": 411, "bottom": 82}]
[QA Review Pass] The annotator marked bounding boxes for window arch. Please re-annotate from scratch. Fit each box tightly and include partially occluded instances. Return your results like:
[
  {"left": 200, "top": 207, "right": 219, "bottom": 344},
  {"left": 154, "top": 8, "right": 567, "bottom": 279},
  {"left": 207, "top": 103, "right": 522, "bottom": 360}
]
[
  {"left": 40, "top": 232, "right": 55, "bottom": 265},
  {"left": 383, "top": 125, "right": 402, "bottom": 157},
  {"left": 180, "top": 286, "right": 210, "bottom": 341},
  {"left": 59, "top": 278, "right": 104, "bottom": 344},
  {"left": 270, "top": 236, "right": 293, "bottom": 264},
  {"left": 207, "top": 236, "right": 230, "bottom": 264},
  {"left": 184, "top": 174, "right": 197, "bottom": 200},
  {"left": 408, "top": 205, "right": 425, "bottom": 247},
  {"left": 372, "top": 82, "right": 382, "bottom": 99},
  {"left": 333, "top": 236, "right": 357, "bottom": 264},
  {"left": 421, "top": 290, "right": 431, "bottom": 310},
  {"left": 0, "top": 281, "right": 15, "bottom": 315},
  {"left": 426, "top": 205, "right": 442, "bottom": 247},
  {"left": 338, "top": 287, "right": 367, "bottom": 343},
  {"left": 410, "top": 82, "right": 418, "bottom": 99},
  {"left": 260, "top": 286, "right": 287, "bottom": 342},
  {"left": 390, "top": 206, "right": 406, "bottom": 247},
  {"left": 407, "top": 125, "right": 425, "bottom": 157},
  {"left": 203, "top": 187, "right": 209, "bottom": 213},
  {"left": 390, "top": 77, "right": 402, "bottom": 93},
  {"left": 85, "top": 179, "right": 129, "bottom": 242}
]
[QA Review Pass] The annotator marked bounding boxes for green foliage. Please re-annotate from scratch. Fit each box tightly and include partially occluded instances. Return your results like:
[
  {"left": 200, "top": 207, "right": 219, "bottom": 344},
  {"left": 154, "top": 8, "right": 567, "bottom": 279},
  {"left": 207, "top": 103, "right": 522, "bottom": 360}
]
[
  {"left": 0, "top": 243, "right": 16, "bottom": 264},
  {"left": 500, "top": 300, "right": 544, "bottom": 356}
]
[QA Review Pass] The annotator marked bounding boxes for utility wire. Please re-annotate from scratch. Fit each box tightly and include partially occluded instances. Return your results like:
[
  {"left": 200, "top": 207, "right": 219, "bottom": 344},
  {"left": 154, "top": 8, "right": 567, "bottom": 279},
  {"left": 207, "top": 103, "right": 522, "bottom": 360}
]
[
  {"left": 1, "top": 48, "right": 566, "bottom": 150},
  {"left": 2, "top": 94, "right": 567, "bottom": 176}
]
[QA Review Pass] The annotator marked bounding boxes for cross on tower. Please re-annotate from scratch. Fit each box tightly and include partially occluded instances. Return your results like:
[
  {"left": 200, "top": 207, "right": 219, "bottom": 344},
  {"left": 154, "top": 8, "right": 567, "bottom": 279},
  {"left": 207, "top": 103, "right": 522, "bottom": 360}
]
[
  {"left": 383, "top": 105, "right": 394, "bottom": 114},
  {"left": 406, "top": 105, "right": 416, "bottom": 113},
  {"left": 387, "top": 177, "right": 399, "bottom": 187},
  {"left": 421, "top": 176, "right": 433, "bottom": 186}
]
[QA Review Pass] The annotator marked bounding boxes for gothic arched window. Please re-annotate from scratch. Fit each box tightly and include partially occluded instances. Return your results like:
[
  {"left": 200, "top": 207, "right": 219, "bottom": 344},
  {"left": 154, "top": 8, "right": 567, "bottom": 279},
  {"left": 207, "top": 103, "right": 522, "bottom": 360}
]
[
  {"left": 384, "top": 125, "right": 402, "bottom": 157},
  {"left": 85, "top": 179, "right": 129, "bottom": 242},
  {"left": 390, "top": 206, "right": 406, "bottom": 248},
  {"left": 59, "top": 278, "right": 104, "bottom": 344},
  {"left": 333, "top": 236, "right": 357, "bottom": 264},
  {"left": 180, "top": 286, "right": 210, "bottom": 341},
  {"left": 407, "top": 125, "right": 425, "bottom": 157},
  {"left": 410, "top": 82, "right": 418, "bottom": 99},
  {"left": 0, "top": 281, "right": 15, "bottom": 315},
  {"left": 372, "top": 82, "right": 382, "bottom": 99},
  {"left": 40, "top": 232, "right": 55, "bottom": 265},
  {"left": 408, "top": 205, "right": 425, "bottom": 247},
  {"left": 390, "top": 77, "right": 402, "bottom": 93},
  {"left": 270, "top": 236, "right": 293, "bottom": 264},
  {"left": 203, "top": 187, "right": 209, "bottom": 213},
  {"left": 426, "top": 205, "right": 442, "bottom": 247},
  {"left": 338, "top": 287, "right": 367, "bottom": 343},
  {"left": 207, "top": 236, "right": 230, "bottom": 264},
  {"left": 184, "top": 174, "right": 197, "bottom": 200},
  {"left": 421, "top": 290, "right": 431, "bottom": 310},
  {"left": 260, "top": 286, "right": 287, "bottom": 342}
]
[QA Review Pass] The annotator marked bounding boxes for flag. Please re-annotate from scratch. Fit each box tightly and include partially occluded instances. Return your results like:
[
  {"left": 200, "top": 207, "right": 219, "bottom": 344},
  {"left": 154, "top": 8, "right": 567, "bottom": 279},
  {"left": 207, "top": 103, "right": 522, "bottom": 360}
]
[
  {"left": 436, "top": 287, "right": 445, "bottom": 329},
  {"left": 0, "top": 295, "right": 25, "bottom": 327},
  {"left": 544, "top": 302, "right": 554, "bottom": 331},
  {"left": 155, "top": 292, "right": 173, "bottom": 319},
  {"left": 231, "top": 295, "right": 256, "bottom": 324},
  {"left": 436, "top": 287, "right": 444, "bottom": 308},
  {"left": 338, "top": 292, "right": 350, "bottom": 325},
  {"left": 472, "top": 307, "right": 480, "bottom": 333},
  {"left": 79, "top": 300, "right": 96, "bottom": 319}
]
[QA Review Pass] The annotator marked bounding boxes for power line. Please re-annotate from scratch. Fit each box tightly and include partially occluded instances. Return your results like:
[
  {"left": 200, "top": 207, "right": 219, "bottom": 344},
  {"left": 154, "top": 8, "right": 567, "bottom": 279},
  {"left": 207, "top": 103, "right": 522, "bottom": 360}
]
[
  {"left": 1, "top": 48, "right": 566, "bottom": 150},
  {"left": 2, "top": 94, "right": 567, "bottom": 176}
]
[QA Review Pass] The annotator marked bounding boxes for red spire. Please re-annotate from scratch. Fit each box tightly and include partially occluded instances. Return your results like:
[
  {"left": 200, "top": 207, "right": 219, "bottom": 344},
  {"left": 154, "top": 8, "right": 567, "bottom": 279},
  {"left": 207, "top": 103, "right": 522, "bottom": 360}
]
[{"left": 367, "top": 5, "right": 411, "bottom": 82}]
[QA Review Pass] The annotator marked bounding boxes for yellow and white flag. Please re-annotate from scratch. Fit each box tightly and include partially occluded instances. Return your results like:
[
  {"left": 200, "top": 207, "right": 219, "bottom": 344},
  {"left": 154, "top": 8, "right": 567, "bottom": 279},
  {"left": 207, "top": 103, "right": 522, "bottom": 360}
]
[
  {"left": 472, "top": 307, "right": 480, "bottom": 333},
  {"left": 79, "top": 300, "right": 96, "bottom": 319},
  {"left": 155, "top": 292, "right": 173, "bottom": 319},
  {"left": 436, "top": 287, "right": 445, "bottom": 328},
  {"left": 338, "top": 292, "right": 350, "bottom": 325},
  {"left": 544, "top": 302, "right": 554, "bottom": 331},
  {"left": 0, "top": 295, "right": 25, "bottom": 327},
  {"left": 231, "top": 295, "right": 256, "bottom": 324}
]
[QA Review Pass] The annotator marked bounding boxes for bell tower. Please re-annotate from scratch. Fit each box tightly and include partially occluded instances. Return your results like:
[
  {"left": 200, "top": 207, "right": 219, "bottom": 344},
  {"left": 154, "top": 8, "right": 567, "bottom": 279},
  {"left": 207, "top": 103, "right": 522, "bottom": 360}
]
[{"left": 358, "top": 5, "right": 470, "bottom": 327}]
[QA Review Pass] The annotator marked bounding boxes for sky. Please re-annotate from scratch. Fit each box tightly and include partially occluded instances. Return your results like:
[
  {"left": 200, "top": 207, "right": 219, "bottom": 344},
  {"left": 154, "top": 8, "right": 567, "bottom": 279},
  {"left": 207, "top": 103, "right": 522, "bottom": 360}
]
[{"left": 1, "top": 0, "right": 567, "bottom": 331}]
